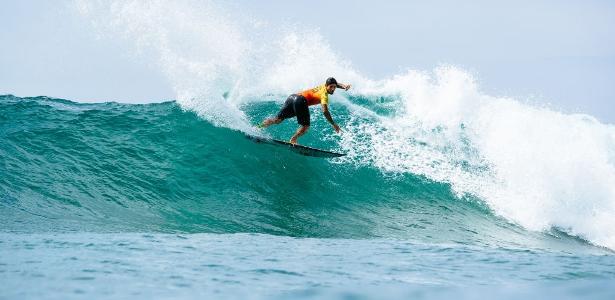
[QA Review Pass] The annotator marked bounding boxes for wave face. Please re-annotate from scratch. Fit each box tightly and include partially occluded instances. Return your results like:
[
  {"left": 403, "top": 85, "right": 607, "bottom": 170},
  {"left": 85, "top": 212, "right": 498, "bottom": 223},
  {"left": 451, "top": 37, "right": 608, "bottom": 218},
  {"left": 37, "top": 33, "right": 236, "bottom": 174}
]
[
  {"left": 0, "top": 95, "right": 488, "bottom": 241},
  {"left": 0, "top": 94, "right": 612, "bottom": 253}
]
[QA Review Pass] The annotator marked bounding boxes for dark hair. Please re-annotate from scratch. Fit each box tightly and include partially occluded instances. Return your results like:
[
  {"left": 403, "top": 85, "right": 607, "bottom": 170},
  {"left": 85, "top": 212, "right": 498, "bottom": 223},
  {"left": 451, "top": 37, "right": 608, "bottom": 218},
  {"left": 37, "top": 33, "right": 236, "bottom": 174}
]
[{"left": 325, "top": 77, "right": 338, "bottom": 86}]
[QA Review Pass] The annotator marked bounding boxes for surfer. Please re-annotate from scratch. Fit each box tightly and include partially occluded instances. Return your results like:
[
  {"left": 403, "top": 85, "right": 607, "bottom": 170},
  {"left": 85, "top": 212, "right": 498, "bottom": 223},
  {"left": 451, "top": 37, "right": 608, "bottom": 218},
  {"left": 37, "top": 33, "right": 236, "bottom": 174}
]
[{"left": 258, "top": 77, "right": 351, "bottom": 145}]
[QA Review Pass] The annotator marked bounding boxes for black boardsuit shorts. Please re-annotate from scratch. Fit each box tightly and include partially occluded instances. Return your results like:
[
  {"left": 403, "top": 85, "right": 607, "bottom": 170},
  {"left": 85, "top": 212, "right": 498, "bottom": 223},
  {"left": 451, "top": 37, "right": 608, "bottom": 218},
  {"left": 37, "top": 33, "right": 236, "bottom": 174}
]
[{"left": 276, "top": 94, "right": 310, "bottom": 126}]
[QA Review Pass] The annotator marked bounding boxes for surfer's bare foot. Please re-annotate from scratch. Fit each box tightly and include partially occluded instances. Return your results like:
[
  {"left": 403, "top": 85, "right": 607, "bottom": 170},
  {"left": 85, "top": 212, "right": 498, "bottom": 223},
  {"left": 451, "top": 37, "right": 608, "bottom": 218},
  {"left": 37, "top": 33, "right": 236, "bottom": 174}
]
[{"left": 289, "top": 137, "right": 298, "bottom": 145}]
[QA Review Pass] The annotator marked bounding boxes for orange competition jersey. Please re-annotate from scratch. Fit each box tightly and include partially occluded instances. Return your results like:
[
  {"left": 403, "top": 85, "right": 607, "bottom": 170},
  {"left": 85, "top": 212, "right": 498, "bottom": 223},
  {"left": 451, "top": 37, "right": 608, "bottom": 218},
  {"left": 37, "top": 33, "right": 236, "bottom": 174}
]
[{"left": 299, "top": 84, "right": 329, "bottom": 106}]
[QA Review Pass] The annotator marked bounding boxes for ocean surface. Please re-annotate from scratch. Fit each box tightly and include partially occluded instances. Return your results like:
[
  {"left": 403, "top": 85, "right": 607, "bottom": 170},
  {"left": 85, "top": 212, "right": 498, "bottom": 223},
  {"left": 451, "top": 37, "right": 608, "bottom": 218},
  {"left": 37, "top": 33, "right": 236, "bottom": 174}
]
[{"left": 1, "top": 94, "right": 615, "bottom": 299}]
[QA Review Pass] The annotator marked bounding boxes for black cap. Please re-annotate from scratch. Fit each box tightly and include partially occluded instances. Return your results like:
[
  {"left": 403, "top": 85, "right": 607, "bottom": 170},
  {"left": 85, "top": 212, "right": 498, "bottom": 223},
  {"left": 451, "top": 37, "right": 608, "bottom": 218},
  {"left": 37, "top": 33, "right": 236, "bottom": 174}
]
[{"left": 326, "top": 77, "right": 338, "bottom": 86}]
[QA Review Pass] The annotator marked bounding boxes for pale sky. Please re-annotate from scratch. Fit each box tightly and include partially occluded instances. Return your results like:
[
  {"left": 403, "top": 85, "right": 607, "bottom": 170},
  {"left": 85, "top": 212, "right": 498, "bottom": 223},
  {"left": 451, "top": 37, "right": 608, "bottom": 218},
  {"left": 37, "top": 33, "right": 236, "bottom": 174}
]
[{"left": 2, "top": 0, "right": 614, "bottom": 122}]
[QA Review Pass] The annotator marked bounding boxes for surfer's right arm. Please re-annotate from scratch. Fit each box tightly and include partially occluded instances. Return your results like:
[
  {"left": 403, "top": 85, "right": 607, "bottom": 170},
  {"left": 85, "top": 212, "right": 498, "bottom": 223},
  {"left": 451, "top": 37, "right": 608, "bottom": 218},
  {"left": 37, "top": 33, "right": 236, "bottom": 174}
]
[{"left": 321, "top": 104, "right": 341, "bottom": 133}]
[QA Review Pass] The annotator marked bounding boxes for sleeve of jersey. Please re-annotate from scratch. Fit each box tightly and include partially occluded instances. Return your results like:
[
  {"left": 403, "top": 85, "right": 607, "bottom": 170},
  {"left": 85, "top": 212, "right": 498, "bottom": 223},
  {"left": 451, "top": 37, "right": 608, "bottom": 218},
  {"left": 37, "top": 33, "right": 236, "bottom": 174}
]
[{"left": 320, "top": 92, "right": 329, "bottom": 105}]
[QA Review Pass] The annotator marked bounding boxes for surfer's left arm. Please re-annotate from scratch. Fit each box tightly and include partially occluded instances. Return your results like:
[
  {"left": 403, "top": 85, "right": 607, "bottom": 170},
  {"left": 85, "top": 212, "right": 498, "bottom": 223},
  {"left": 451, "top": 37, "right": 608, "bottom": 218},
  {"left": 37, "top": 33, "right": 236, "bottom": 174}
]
[
  {"left": 321, "top": 104, "right": 341, "bottom": 133},
  {"left": 336, "top": 83, "right": 352, "bottom": 91}
]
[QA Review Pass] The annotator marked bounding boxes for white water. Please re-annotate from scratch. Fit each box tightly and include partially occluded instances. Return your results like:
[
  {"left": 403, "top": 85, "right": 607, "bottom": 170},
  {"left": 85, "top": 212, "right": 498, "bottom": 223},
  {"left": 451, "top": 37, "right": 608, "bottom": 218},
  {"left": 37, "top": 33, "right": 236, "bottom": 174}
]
[
  {"left": 340, "top": 68, "right": 615, "bottom": 250},
  {"left": 74, "top": 0, "right": 615, "bottom": 250}
]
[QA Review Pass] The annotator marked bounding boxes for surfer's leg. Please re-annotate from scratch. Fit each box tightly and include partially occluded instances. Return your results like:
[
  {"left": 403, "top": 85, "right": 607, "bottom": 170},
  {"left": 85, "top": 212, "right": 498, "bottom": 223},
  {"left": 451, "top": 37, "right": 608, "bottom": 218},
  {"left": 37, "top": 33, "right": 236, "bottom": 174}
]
[
  {"left": 261, "top": 95, "right": 296, "bottom": 128},
  {"left": 293, "top": 95, "right": 310, "bottom": 127},
  {"left": 290, "top": 125, "right": 309, "bottom": 145},
  {"left": 260, "top": 117, "right": 282, "bottom": 128},
  {"left": 289, "top": 95, "right": 310, "bottom": 144}
]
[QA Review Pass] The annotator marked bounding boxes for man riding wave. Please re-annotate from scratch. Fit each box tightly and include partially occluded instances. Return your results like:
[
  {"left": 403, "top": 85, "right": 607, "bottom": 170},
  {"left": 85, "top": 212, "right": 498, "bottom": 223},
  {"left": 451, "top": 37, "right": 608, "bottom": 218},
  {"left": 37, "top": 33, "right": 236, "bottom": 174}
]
[{"left": 259, "top": 77, "right": 351, "bottom": 144}]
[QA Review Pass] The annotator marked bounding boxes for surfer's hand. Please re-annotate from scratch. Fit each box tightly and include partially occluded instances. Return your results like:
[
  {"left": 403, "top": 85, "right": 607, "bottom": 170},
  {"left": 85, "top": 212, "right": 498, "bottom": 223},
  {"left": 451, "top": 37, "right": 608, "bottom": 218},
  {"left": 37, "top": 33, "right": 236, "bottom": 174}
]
[
  {"left": 344, "top": 84, "right": 351, "bottom": 91},
  {"left": 333, "top": 124, "right": 341, "bottom": 133}
]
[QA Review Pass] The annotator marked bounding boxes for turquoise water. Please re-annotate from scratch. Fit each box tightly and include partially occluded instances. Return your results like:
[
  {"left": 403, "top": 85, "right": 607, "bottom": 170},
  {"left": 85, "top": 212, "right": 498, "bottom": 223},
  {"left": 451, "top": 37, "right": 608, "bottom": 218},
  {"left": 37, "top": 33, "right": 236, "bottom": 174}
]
[
  {"left": 1, "top": 94, "right": 615, "bottom": 299},
  {"left": 2, "top": 233, "right": 615, "bottom": 299}
]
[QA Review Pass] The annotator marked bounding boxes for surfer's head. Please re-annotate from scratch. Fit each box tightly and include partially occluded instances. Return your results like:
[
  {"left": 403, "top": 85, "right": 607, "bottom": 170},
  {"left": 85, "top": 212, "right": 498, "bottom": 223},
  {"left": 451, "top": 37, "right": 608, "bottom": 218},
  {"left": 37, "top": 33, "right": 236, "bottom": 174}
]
[{"left": 325, "top": 77, "right": 338, "bottom": 94}]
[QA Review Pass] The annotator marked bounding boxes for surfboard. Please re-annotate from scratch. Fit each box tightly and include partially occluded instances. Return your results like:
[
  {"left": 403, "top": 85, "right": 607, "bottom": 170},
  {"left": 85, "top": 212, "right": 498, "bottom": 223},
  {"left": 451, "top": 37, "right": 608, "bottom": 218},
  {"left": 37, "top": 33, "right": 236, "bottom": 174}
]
[{"left": 245, "top": 134, "right": 346, "bottom": 158}]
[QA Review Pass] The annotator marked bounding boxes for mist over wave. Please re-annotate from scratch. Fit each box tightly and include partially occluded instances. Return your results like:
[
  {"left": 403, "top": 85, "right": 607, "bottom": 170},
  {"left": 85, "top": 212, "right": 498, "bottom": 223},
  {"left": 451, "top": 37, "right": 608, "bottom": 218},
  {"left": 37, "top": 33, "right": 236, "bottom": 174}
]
[{"left": 22, "top": 0, "right": 613, "bottom": 250}]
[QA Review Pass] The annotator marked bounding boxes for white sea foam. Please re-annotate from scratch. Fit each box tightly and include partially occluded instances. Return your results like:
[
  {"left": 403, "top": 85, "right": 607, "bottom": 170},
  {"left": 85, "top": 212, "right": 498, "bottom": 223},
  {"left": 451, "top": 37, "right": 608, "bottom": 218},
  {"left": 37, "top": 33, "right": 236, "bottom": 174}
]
[
  {"left": 74, "top": 0, "right": 615, "bottom": 250},
  {"left": 342, "top": 67, "right": 615, "bottom": 250}
]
